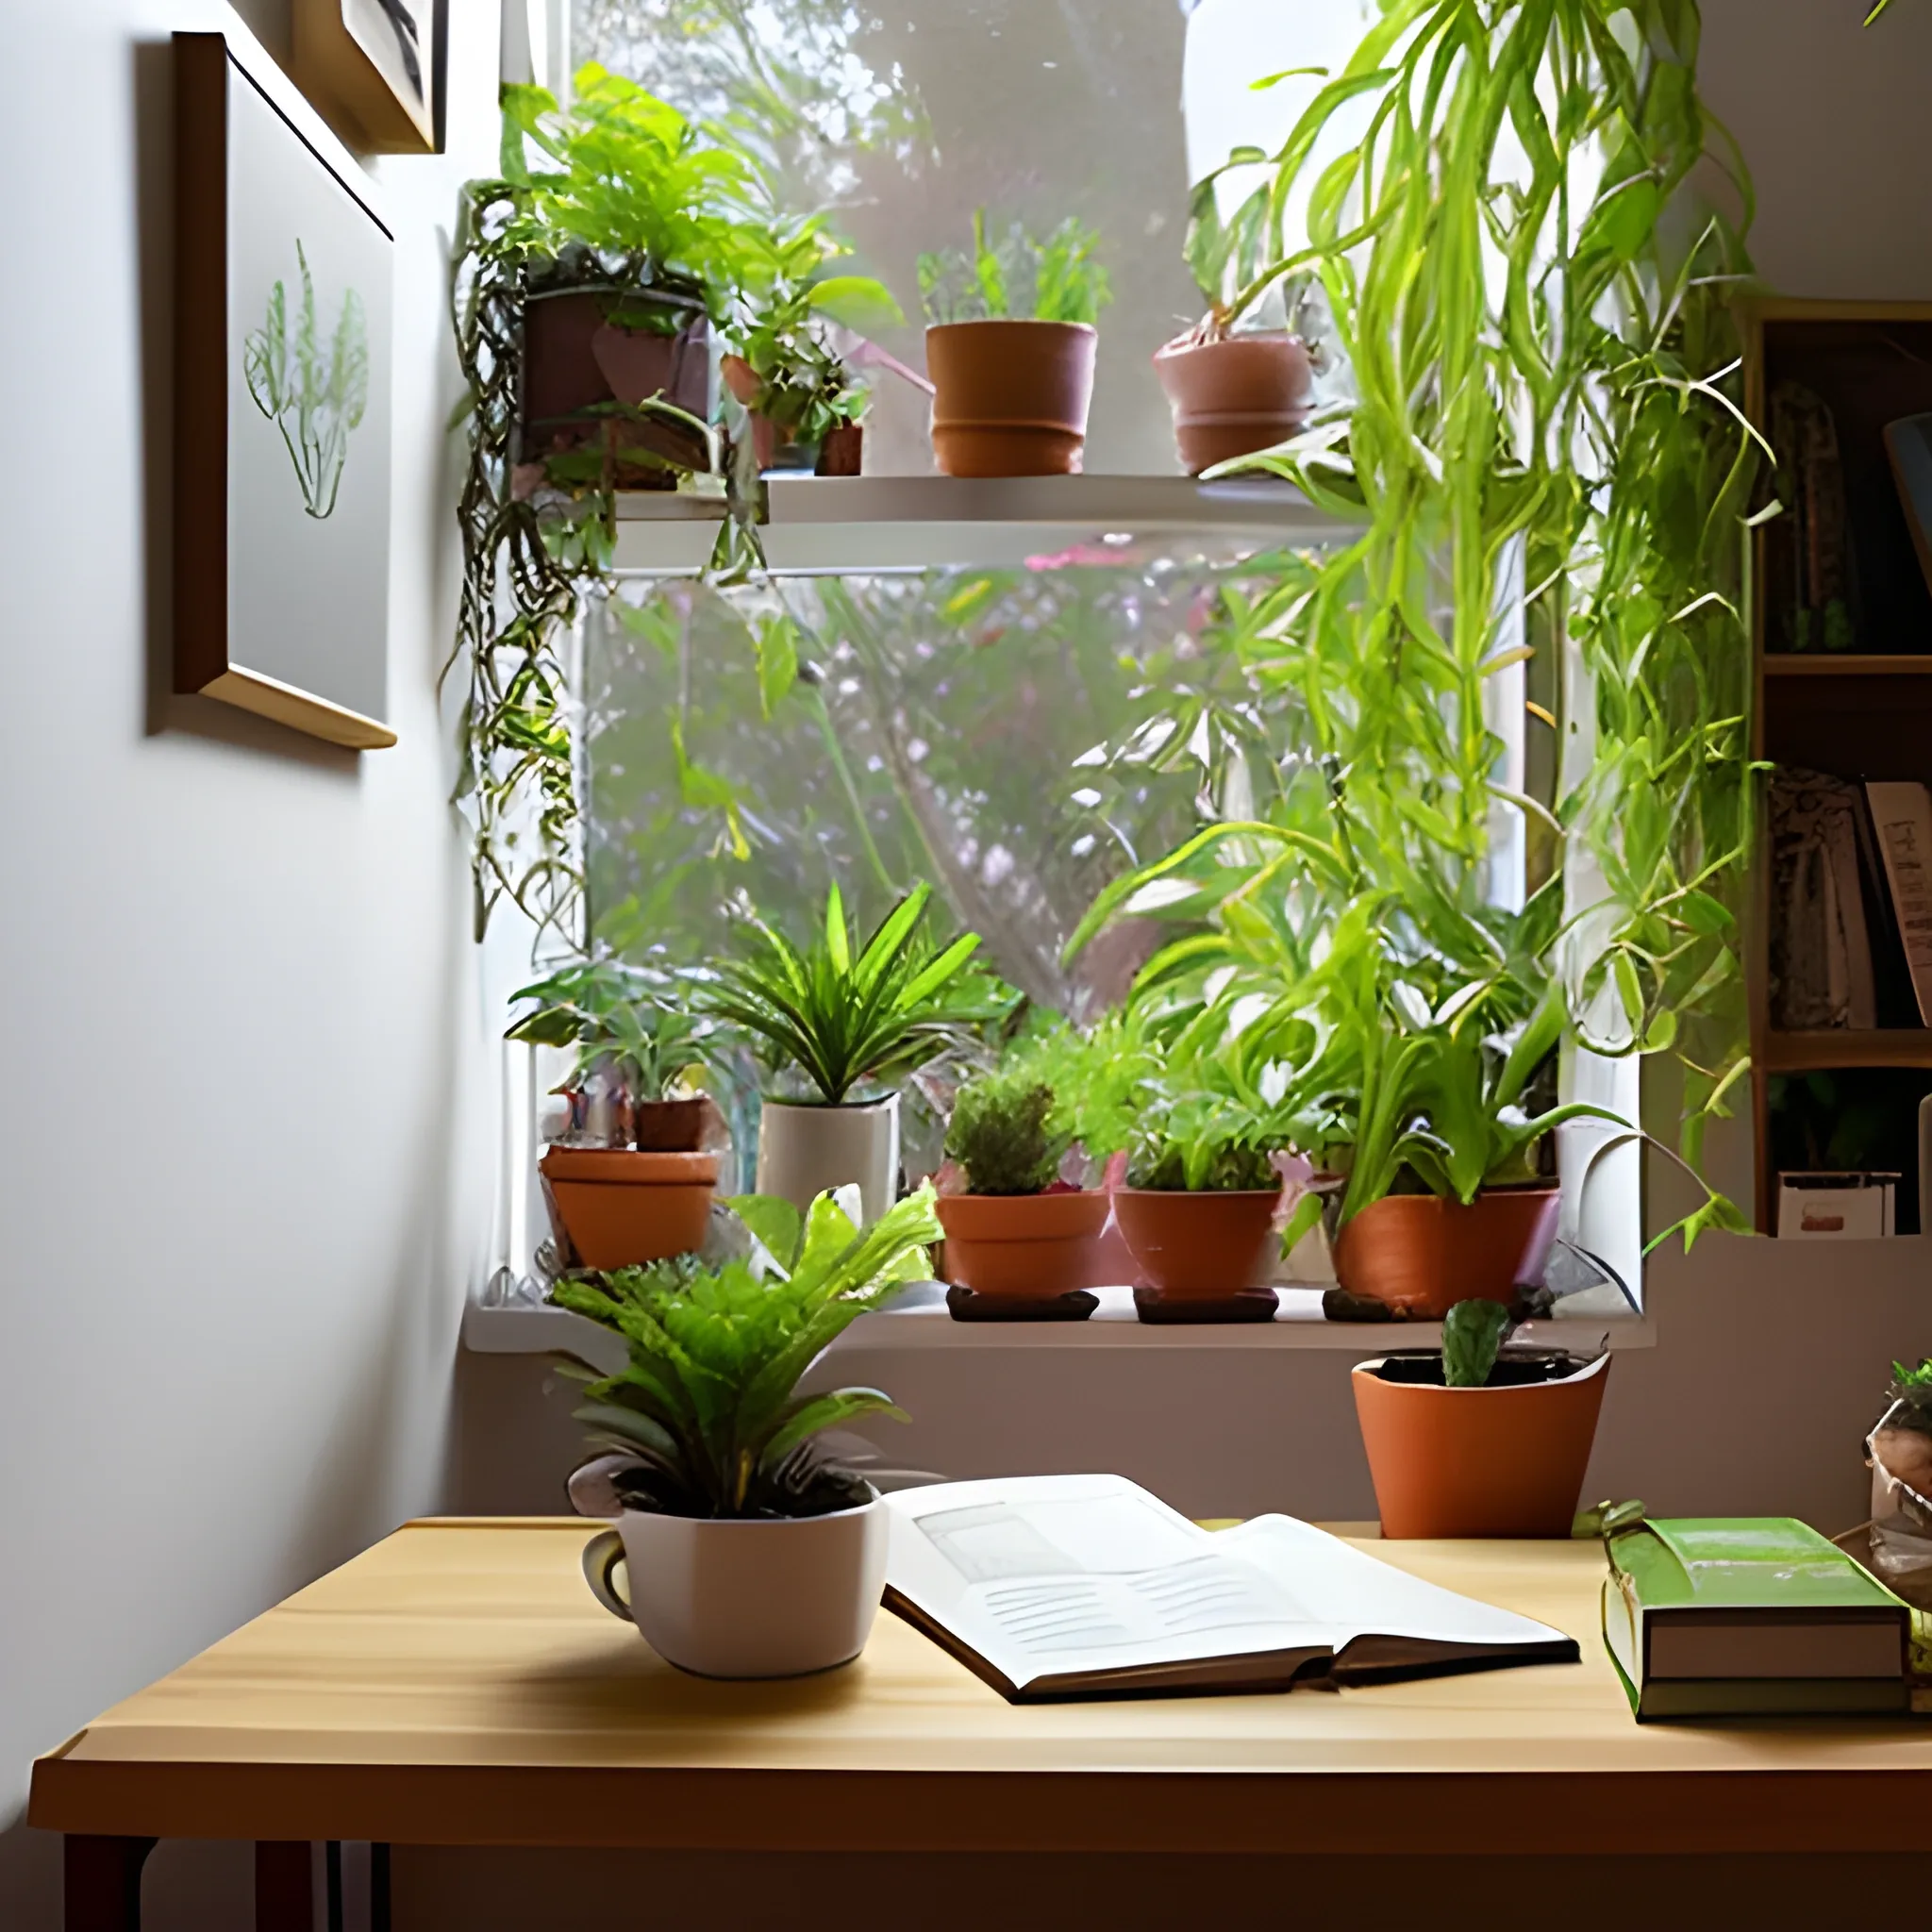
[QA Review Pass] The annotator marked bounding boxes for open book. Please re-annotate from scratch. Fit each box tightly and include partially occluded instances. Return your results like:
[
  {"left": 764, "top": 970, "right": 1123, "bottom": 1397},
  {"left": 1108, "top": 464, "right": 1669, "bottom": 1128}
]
[{"left": 883, "top": 1474, "right": 1578, "bottom": 1702}]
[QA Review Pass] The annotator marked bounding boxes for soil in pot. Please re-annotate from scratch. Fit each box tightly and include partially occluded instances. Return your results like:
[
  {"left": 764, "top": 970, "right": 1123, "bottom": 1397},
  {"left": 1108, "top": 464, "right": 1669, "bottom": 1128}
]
[
  {"left": 540, "top": 1146, "right": 719, "bottom": 1271},
  {"left": 1352, "top": 1352, "right": 1611, "bottom": 1539},
  {"left": 926, "top": 320, "right": 1096, "bottom": 477},
  {"left": 936, "top": 1190, "right": 1110, "bottom": 1298},
  {"left": 1331, "top": 1187, "right": 1560, "bottom": 1321},
  {"left": 1153, "top": 330, "right": 1313, "bottom": 475},
  {"left": 1112, "top": 1187, "right": 1281, "bottom": 1301}
]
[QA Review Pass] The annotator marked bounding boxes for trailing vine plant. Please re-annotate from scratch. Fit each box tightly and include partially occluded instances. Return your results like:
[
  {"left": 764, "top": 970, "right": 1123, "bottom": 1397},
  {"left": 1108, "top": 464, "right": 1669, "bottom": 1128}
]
[{"left": 1075, "top": 0, "right": 1764, "bottom": 1248}]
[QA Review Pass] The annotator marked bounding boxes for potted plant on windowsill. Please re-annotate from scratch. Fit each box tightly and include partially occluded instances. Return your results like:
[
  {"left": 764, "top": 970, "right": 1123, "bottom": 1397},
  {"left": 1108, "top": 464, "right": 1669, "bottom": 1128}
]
[
  {"left": 1353, "top": 1300, "right": 1612, "bottom": 1539},
  {"left": 917, "top": 209, "right": 1112, "bottom": 477},
  {"left": 1153, "top": 138, "right": 1315, "bottom": 475},
  {"left": 507, "top": 958, "right": 721, "bottom": 1270},
  {"left": 703, "top": 882, "right": 1000, "bottom": 1223},
  {"left": 720, "top": 221, "right": 902, "bottom": 477},
  {"left": 935, "top": 1071, "right": 1107, "bottom": 1299},
  {"left": 1111, "top": 1092, "right": 1285, "bottom": 1312},
  {"left": 555, "top": 1185, "right": 940, "bottom": 1678}
]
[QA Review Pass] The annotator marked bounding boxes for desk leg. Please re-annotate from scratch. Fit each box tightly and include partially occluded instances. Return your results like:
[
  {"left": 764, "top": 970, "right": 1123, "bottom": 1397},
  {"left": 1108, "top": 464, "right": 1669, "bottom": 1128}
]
[
  {"left": 256, "top": 1840, "right": 313, "bottom": 1932},
  {"left": 64, "top": 1836, "right": 156, "bottom": 1932}
]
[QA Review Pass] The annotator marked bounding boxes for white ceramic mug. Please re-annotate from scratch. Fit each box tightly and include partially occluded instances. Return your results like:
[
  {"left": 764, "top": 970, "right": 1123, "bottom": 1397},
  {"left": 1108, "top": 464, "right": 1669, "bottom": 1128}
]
[{"left": 580, "top": 1494, "right": 891, "bottom": 1679}]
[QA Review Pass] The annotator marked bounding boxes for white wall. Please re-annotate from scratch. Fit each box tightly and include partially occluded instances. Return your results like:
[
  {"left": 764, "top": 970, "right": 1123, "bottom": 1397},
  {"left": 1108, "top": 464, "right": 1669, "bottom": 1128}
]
[{"left": 0, "top": 2, "right": 500, "bottom": 1924}]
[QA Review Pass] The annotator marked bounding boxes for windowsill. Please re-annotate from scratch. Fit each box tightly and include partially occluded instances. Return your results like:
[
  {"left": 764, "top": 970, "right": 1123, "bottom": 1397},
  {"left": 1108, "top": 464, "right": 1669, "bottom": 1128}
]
[{"left": 461, "top": 1284, "right": 1653, "bottom": 1374}]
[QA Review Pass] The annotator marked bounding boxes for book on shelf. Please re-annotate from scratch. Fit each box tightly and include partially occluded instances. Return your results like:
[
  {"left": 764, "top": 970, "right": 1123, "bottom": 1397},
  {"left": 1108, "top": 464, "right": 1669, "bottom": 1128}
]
[
  {"left": 1885, "top": 413, "right": 1932, "bottom": 605},
  {"left": 1602, "top": 1516, "right": 1913, "bottom": 1721},
  {"left": 1769, "top": 767, "right": 1878, "bottom": 1030},
  {"left": 1866, "top": 781, "right": 1932, "bottom": 1025},
  {"left": 882, "top": 1474, "right": 1576, "bottom": 1702}
]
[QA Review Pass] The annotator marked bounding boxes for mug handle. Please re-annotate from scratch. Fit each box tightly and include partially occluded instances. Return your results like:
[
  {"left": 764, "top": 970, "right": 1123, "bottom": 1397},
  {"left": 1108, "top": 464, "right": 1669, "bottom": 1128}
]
[{"left": 580, "top": 1528, "right": 633, "bottom": 1622}]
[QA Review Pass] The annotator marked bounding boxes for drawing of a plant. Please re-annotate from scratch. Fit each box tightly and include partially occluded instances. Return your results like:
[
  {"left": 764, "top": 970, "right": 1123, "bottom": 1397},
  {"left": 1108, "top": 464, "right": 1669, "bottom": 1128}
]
[{"left": 244, "top": 240, "right": 368, "bottom": 520}]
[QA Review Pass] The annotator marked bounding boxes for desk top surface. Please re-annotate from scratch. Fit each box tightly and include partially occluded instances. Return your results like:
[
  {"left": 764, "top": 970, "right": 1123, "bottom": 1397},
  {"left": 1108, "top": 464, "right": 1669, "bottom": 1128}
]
[{"left": 30, "top": 1518, "right": 1932, "bottom": 1854}]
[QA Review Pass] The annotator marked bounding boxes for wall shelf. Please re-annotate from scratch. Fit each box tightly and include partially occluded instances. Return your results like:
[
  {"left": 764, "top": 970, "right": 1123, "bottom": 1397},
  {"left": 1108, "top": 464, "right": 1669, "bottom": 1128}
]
[
  {"left": 1762, "top": 1030, "right": 1932, "bottom": 1073},
  {"left": 608, "top": 474, "right": 1357, "bottom": 575},
  {"left": 1762, "top": 655, "right": 1932, "bottom": 677}
]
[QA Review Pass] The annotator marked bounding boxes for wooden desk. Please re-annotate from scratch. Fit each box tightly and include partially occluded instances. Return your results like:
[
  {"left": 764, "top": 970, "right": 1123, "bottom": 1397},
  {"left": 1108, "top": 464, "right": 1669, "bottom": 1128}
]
[{"left": 32, "top": 1518, "right": 1932, "bottom": 1930}]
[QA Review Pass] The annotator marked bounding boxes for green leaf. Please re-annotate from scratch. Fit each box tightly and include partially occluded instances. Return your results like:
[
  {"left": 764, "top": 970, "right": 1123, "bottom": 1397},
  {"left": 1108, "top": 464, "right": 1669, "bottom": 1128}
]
[
  {"left": 1442, "top": 1300, "right": 1511, "bottom": 1389},
  {"left": 806, "top": 275, "right": 905, "bottom": 334}
]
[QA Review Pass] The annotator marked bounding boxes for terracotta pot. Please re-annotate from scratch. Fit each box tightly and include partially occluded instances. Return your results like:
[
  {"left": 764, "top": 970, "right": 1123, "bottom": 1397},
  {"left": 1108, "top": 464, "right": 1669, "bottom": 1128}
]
[
  {"left": 540, "top": 1147, "right": 718, "bottom": 1271},
  {"left": 1111, "top": 1187, "right": 1282, "bottom": 1301},
  {"left": 817, "top": 422, "right": 864, "bottom": 476},
  {"left": 925, "top": 320, "right": 1097, "bottom": 477},
  {"left": 935, "top": 1191, "right": 1110, "bottom": 1298},
  {"left": 521, "top": 285, "right": 712, "bottom": 483},
  {"left": 1352, "top": 1354, "right": 1612, "bottom": 1539},
  {"left": 1153, "top": 330, "right": 1313, "bottom": 475},
  {"left": 631, "top": 1096, "right": 707, "bottom": 1154},
  {"left": 1331, "top": 1188, "right": 1561, "bottom": 1321}
]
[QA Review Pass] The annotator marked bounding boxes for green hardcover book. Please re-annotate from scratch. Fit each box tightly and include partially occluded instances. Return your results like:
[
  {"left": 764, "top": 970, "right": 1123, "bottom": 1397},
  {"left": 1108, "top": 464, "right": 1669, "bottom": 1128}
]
[{"left": 1601, "top": 1518, "right": 1912, "bottom": 1722}]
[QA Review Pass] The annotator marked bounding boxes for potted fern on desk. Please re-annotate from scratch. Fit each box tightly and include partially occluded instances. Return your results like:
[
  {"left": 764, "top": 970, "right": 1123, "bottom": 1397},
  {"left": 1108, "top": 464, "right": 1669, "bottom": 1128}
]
[
  {"left": 557, "top": 1185, "right": 940, "bottom": 1678},
  {"left": 703, "top": 882, "right": 998, "bottom": 1222}
]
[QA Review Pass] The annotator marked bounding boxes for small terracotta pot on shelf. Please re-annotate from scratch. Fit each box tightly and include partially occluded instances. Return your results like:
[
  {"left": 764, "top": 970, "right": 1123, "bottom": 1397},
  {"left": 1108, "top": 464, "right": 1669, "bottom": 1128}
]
[
  {"left": 1330, "top": 1187, "right": 1560, "bottom": 1321},
  {"left": 721, "top": 354, "right": 866, "bottom": 477},
  {"left": 630, "top": 1096, "right": 708, "bottom": 1153},
  {"left": 1153, "top": 329, "right": 1313, "bottom": 475},
  {"left": 925, "top": 320, "right": 1097, "bottom": 477},
  {"left": 540, "top": 1146, "right": 719, "bottom": 1272},
  {"left": 1352, "top": 1353, "right": 1611, "bottom": 1539},
  {"left": 1111, "top": 1187, "right": 1281, "bottom": 1301},
  {"left": 935, "top": 1191, "right": 1111, "bottom": 1298}
]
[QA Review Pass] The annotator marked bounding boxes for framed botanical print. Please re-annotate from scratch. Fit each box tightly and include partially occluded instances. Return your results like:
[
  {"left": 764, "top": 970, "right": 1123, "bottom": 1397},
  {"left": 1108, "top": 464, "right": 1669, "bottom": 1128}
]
[
  {"left": 174, "top": 31, "right": 396, "bottom": 750},
  {"left": 293, "top": 0, "right": 447, "bottom": 155}
]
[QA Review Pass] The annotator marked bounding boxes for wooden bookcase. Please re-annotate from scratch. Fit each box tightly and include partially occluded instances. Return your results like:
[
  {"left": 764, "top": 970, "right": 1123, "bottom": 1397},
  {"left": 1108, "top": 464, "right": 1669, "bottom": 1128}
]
[{"left": 1746, "top": 300, "right": 1932, "bottom": 1230}]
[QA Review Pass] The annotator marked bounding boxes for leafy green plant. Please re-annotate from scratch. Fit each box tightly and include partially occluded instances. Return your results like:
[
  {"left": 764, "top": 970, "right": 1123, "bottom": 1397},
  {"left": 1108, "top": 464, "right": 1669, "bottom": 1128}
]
[
  {"left": 506, "top": 958, "right": 708, "bottom": 1102},
  {"left": 1125, "top": 1091, "right": 1280, "bottom": 1193},
  {"left": 552, "top": 1185, "right": 940, "bottom": 1518},
  {"left": 1072, "top": 0, "right": 1761, "bottom": 1251},
  {"left": 704, "top": 882, "right": 1001, "bottom": 1104},
  {"left": 1442, "top": 1300, "right": 1513, "bottom": 1389},
  {"left": 725, "top": 221, "right": 902, "bottom": 444},
  {"left": 945, "top": 1074, "right": 1067, "bottom": 1196},
  {"left": 497, "top": 66, "right": 765, "bottom": 316},
  {"left": 244, "top": 240, "right": 368, "bottom": 521},
  {"left": 1181, "top": 135, "right": 1314, "bottom": 341},
  {"left": 918, "top": 209, "right": 1113, "bottom": 326}
]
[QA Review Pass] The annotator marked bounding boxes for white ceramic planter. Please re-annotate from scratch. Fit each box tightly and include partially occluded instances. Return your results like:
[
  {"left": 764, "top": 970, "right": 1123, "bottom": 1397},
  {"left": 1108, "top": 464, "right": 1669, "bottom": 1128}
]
[
  {"left": 755, "top": 1093, "right": 900, "bottom": 1223},
  {"left": 580, "top": 1493, "right": 890, "bottom": 1678}
]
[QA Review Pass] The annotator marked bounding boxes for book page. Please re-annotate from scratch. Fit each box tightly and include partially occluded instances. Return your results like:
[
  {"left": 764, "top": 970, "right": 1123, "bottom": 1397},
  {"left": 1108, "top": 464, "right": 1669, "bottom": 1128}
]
[
  {"left": 886, "top": 1475, "right": 1342, "bottom": 1692},
  {"left": 1219, "top": 1515, "right": 1572, "bottom": 1657}
]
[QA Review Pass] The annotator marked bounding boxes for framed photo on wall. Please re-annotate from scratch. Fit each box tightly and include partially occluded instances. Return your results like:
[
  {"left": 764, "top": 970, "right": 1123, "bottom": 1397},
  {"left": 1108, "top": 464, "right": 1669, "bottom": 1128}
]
[
  {"left": 174, "top": 31, "right": 396, "bottom": 751},
  {"left": 293, "top": 0, "right": 448, "bottom": 155}
]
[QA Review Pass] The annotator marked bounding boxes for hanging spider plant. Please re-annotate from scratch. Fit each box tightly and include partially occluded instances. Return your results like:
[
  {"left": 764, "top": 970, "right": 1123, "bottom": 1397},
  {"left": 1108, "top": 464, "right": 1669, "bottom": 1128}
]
[{"left": 1075, "top": 0, "right": 1762, "bottom": 1249}]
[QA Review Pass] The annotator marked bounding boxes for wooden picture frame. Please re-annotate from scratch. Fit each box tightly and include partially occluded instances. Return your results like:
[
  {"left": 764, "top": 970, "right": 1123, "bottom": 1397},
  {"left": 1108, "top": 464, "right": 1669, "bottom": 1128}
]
[
  {"left": 175, "top": 31, "right": 397, "bottom": 751},
  {"left": 292, "top": 0, "right": 448, "bottom": 155}
]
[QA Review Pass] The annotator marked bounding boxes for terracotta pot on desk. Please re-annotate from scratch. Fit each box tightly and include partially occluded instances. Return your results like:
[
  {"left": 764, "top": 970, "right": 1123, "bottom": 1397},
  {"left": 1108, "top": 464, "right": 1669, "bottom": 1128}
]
[{"left": 1353, "top": 1352, "right": 1611, "bottom": 1539}]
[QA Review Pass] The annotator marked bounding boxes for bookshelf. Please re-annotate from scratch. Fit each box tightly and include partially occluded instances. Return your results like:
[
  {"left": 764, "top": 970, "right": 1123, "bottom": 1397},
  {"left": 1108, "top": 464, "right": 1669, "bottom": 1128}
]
[{"left": 1746, "top": 300, "right": 1932, "bottom": 1232}]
